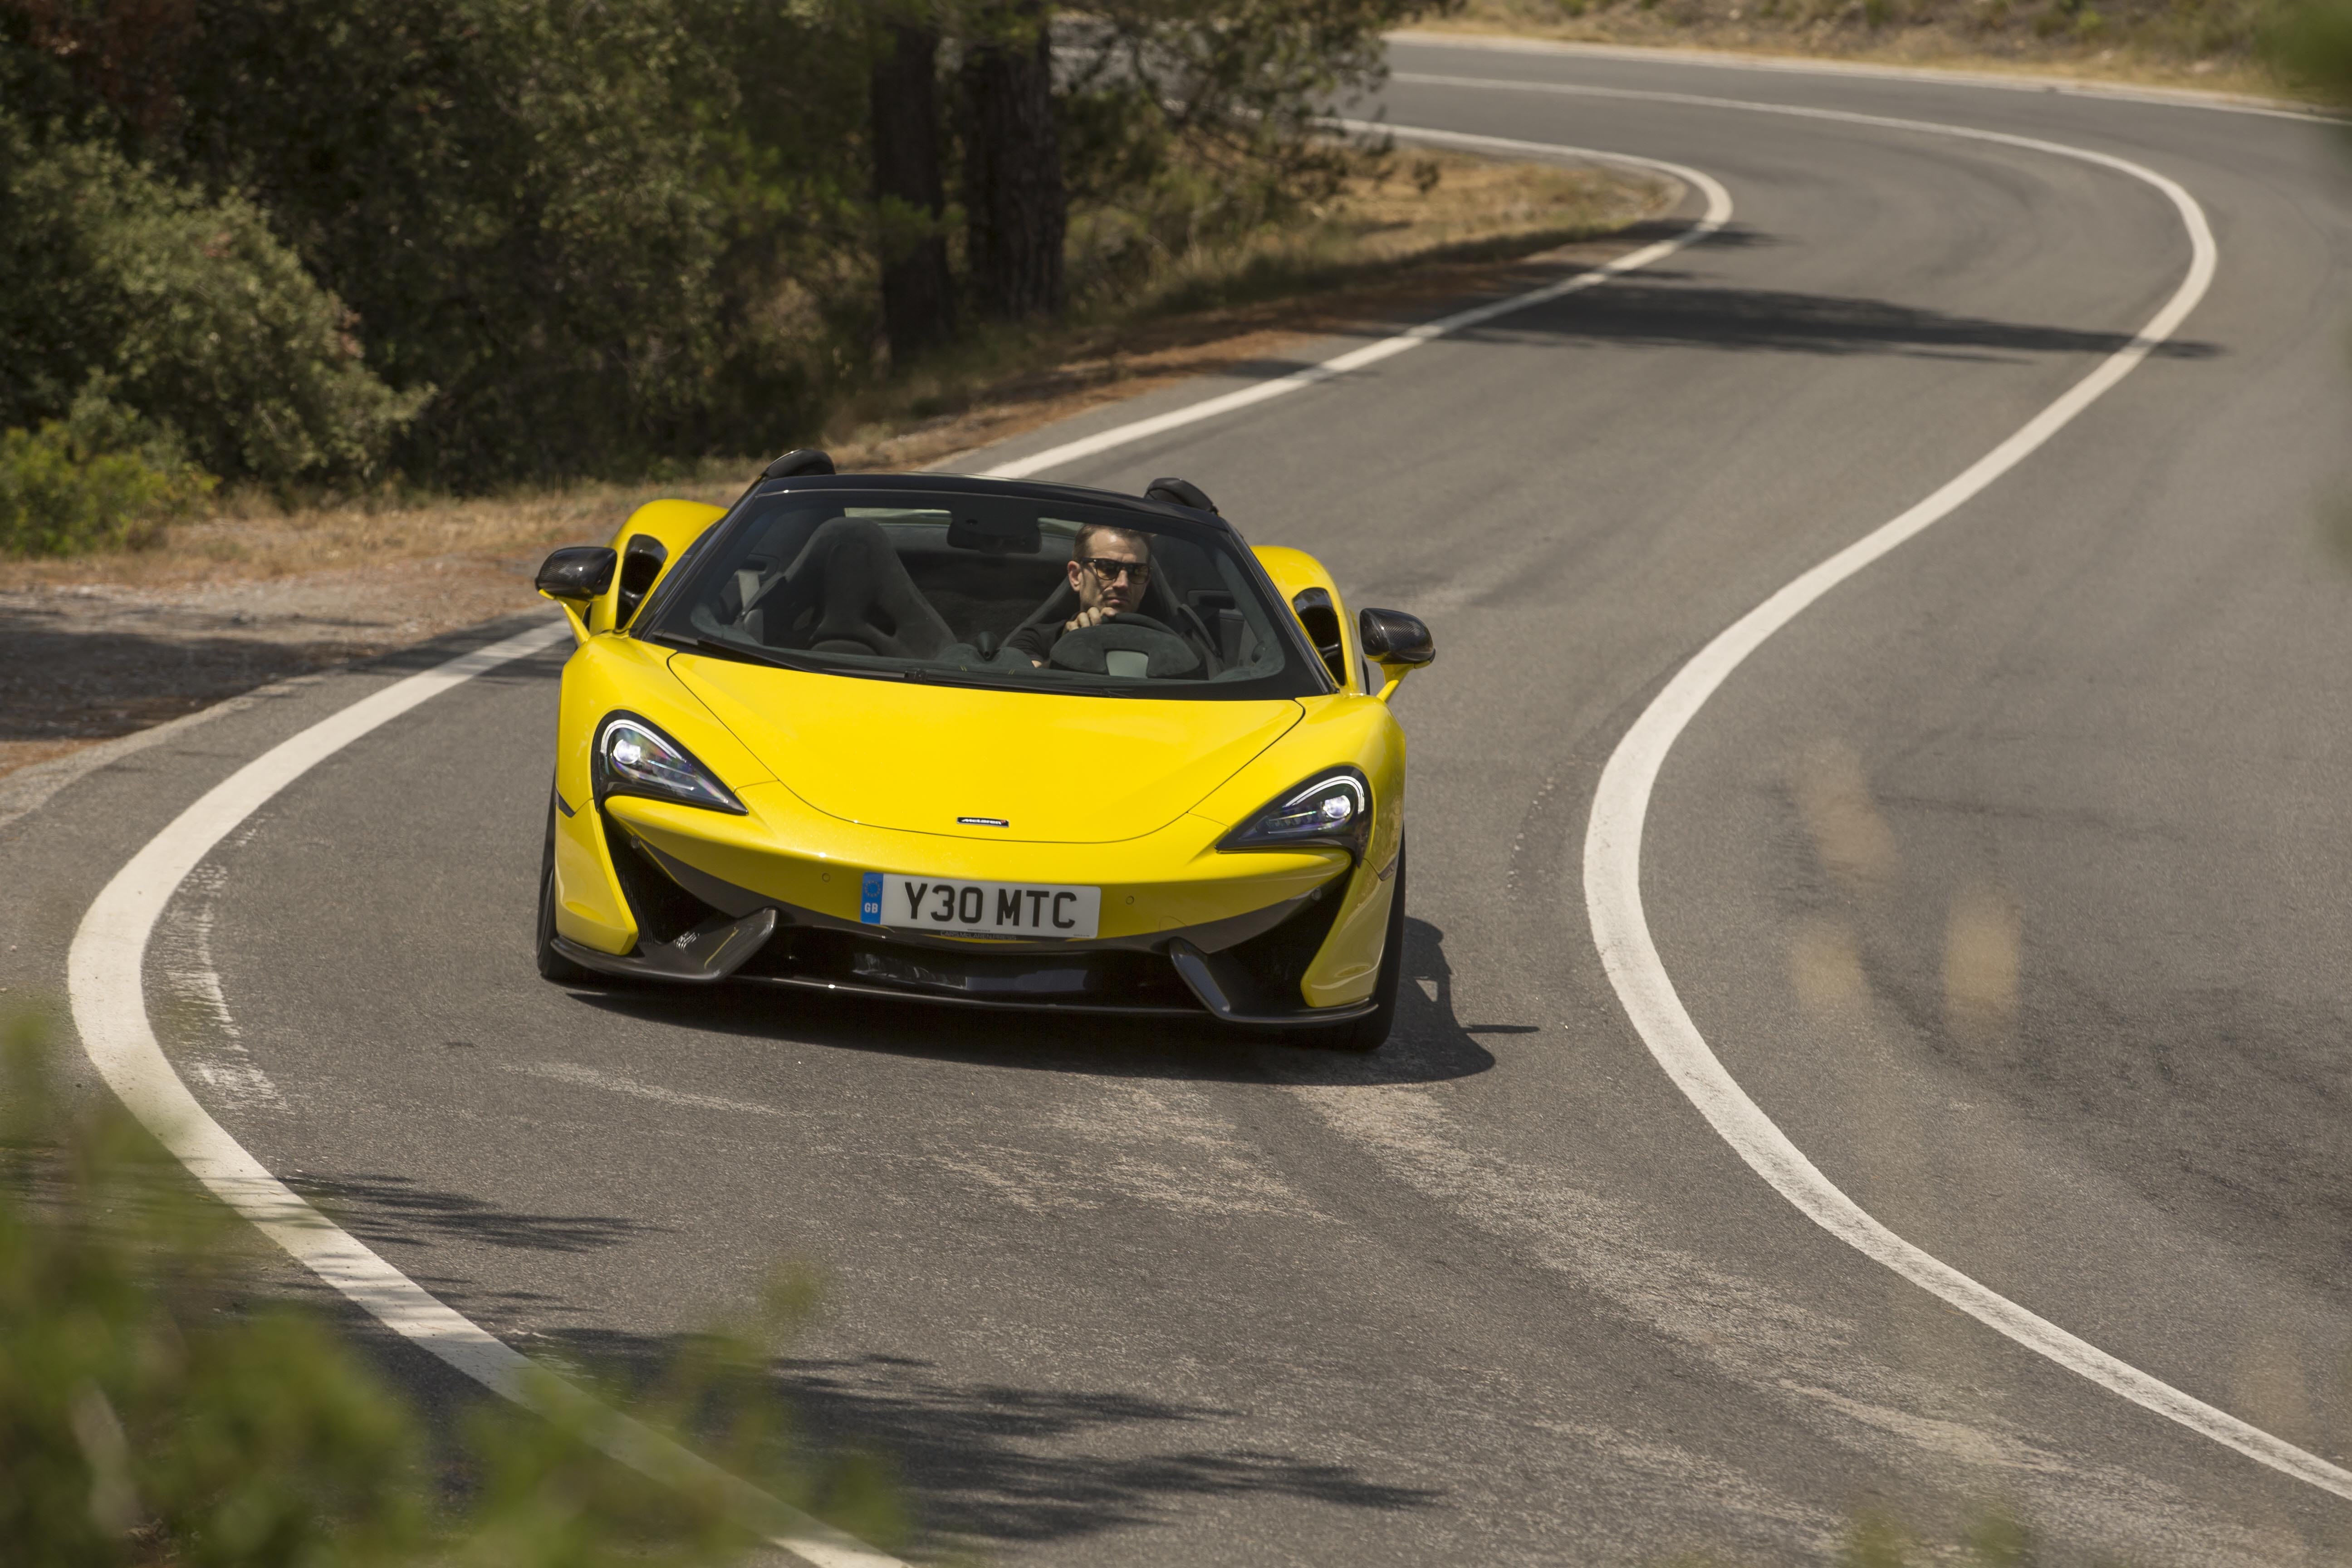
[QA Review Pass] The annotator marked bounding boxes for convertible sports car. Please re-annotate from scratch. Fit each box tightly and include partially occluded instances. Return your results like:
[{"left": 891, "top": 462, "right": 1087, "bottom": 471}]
[{"left": 531, "top": 451, "right": 1433, "bottom": 1050}]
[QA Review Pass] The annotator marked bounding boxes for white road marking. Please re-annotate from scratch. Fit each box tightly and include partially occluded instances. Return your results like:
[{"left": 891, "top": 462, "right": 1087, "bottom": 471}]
[
  {"left": 1541, "top": 84, "right": 2352, "bottom": 1502},
  {"left": 1392, "top": 69, "right": 2333, "bottom": 174},
  {"left": 156, "top": 866, "right": 289, "bottom": 1114},
  {"left": 66, "top": 619, "right": 905, "bottom": 1568},
  {"left": 979, "top": 132, "right": 1730, "bottom": 480},
  {"left": 1387, "top": 30, "right": 2344, "bottom": 125}
]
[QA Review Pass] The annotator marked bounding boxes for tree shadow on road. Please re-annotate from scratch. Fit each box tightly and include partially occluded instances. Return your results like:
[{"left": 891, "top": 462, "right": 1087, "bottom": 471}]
[
  {"left": 544, "top": 1331, "right": 1448, "bottom": 1550},
  {"left": 568, "top": 916, "right": 1513, "bottom": 1088},
  {"left": 1450, "top": 276, "right": 2219, "bottom": 362},
  {"left": 0, "top": 605, "right": 563, "bottom": 744},
  {"left": 0, "top": 613, "right": 363, "bottom": 746},
  {"left": 282, "top": 1169, "right": 662, "bottom": 1255},
  {"left": 1044, "top": 216, "right": 2210, "bottom": 369}
]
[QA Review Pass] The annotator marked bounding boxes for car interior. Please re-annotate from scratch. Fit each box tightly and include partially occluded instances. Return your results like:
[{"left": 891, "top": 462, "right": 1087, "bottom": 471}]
[{"left": 666, "top": 500, "right": 1301, "bottom": 691}]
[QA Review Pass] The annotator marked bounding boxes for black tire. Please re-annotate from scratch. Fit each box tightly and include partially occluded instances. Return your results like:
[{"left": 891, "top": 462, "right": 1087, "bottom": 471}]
[
  {"left": 1294, "top": 838, "right": 1406, "bottom": 1053},
  {"left": 536, "top": 793, "right": 595, "bottom": 985}
]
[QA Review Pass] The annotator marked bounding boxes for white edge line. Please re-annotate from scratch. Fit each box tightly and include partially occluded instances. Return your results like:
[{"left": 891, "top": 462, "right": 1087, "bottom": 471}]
[
  {"left": 64, "top": 617, "right": 906, "bottom": 1568},
  {"left": 1391, "top": 68, "right": 2342, "bottom": 173},
  {"left": 1385, "top": 28, "right": 2345, "bottom": 123},
  {"left": 978, "top": 131, "right": 1729, "bottom": 480},
  {"left": 1568, "top": 88, "right": 2352, "bottom": 1499}
]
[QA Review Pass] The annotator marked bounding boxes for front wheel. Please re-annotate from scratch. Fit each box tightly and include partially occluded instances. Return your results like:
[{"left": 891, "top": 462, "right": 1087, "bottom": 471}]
[
  {"left": 536, "top": 793, "right": 594, "bottom": 985},
  {"left": 1293, "top": 840, "right": 1406, "bottom": 1053}
]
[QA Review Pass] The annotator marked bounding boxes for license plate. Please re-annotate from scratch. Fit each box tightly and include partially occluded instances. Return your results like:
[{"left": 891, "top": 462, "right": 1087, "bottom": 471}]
[{"left": 860, "top": 872, "right": 1101, "bottom": 939}]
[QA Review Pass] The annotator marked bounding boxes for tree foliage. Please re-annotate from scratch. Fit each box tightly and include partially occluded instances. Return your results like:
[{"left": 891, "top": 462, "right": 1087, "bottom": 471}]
[
  {"left": 0, "top": 128, "right": 421, "bottom": 485},
  {"left": 1063, "top": 0, "right": 1427, "bottom": 211},
  {"left": 1054, "top": 0, "right": 1452, "bottom": 304},
  {"left": 2, "top": 0, "right": 868, "bottom": 487},
  {"left": 0, "top": 0, "right": 1453, "bottom": 496},
  {"left": 2264, "top": 0, "right": 2352, "bottom": 99}
]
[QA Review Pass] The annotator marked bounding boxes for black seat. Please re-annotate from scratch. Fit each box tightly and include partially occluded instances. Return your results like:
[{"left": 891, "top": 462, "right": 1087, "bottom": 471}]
[
  {"left": 746, "top": 518, "right": 954, "bottom": 659},
  {"left": 1010, "top": 579, "right": 1079, "bottom": 640}
]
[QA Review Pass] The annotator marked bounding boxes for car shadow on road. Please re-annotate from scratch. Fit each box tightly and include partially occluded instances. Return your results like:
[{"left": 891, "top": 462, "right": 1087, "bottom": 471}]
[
  {"left": 568, "top": 916, "right": 1507, "bottom": 1087},
  {"left": 539, "top": 1332, "right": 1448, "bottom": 1550}
]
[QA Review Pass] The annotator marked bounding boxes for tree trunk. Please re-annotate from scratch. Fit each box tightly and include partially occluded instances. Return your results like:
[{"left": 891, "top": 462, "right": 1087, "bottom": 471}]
[
  {"left": 959, "top": 4, "right": 1065, "bottom": 321},
  {"left": 871, "top": 21, "right": 955, "bottom": 364}
]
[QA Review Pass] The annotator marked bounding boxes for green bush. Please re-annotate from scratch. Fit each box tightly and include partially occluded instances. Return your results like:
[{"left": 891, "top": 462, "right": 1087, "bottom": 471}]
[
  {"left": 0, "top": 133, "right": 424, "bottom": 488},
  {"left": 2265, "top": 0, "right": 2352, "bottom": 94},
  {"left": 40, "top": 0, "right": 864, "bottom": 487},
  {"left": 0, "top": 1009, "right": 901, "bottom": 1563},
  {"left": 0, "top": 0, "right": 1455, "bottom": 491},
  {"left": 0, "top": 394, "right": 215, "bottom": 557}
]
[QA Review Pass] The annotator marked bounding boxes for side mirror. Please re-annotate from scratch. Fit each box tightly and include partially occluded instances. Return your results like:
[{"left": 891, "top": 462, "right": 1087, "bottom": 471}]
[
  {"left": 1359, "top": 607, "right": 1434, "bottom": 669},
  {"left": 537, "top": 545, "right": 616, "bottom": 603}
]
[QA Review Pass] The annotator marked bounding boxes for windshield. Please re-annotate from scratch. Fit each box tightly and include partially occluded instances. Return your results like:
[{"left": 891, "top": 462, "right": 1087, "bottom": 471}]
[{"left": 639, "top": 487, "right": 1324, "bottom": 700}]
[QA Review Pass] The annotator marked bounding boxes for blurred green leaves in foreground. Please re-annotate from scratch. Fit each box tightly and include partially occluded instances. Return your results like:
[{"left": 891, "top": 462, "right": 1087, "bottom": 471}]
[
  {"left": 0, "top": 1010, "right": 901, "bottom": 1567},
  {"left": 2264, "top": 0, "right": 2352, "bottom": 101}
]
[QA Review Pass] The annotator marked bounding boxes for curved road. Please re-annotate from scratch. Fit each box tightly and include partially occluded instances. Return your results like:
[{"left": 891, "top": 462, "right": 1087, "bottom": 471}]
[{"left": 13, "top": 38, "right": 2352, "bottom": 1565}]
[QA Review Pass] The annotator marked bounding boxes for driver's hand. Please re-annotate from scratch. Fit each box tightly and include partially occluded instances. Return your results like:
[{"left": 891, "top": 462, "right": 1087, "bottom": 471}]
[{"left": 1062, "top": 606, "right": 1113, "bottom": 633}]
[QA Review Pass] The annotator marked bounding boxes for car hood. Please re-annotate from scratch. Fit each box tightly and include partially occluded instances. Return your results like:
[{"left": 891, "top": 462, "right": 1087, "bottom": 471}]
[{"left": 672, "top": 654, "right": 1304, "bottom": 844}]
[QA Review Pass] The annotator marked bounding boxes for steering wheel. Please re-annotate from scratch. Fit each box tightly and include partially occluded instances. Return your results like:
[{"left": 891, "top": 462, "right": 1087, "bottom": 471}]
[{"left": 1047, "top": 614, "right": 1202, "bottom": 678}]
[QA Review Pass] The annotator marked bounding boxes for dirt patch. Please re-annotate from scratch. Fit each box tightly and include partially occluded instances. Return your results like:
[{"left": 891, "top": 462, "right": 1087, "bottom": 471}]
[{"left": 0, "top": 159, "right": 1676, "bottom": 786}]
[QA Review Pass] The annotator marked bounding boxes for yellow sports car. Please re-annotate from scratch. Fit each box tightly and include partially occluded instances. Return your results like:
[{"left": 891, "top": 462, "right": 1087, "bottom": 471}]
[{"left": 531, "top": 451, "right": 1433, "bottom": 1050}]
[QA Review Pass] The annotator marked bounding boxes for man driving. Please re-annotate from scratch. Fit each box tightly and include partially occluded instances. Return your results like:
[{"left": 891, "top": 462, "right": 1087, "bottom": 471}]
[{"left": 1007, "top": 523, "right": 1154, "bottom": 666}]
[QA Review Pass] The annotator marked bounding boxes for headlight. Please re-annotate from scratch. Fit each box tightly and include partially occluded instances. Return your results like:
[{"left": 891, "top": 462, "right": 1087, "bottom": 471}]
[
  {"left": 593, "top": 714, "right": 744, "bottom": 814},
  {"left": 1219, "top": 769, "right": 1370, "bottom": 858}
]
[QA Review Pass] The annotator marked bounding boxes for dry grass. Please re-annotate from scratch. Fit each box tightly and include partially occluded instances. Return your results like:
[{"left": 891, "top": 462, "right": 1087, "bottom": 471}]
[
  {"left": 0, "top": 479, "right": 744, "bottom": 593},
  {"left": 1426, "top": 0, "right": 2306, "bottom": 96}
]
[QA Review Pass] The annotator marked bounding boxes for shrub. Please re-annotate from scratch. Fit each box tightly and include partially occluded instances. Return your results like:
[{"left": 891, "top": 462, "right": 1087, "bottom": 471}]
[
  {"left": 126, "top": 0, "right": 858, "bottom": 486},
  {"left": 0, "top": 393, "right": 215, "bottom": 557},
  {"left": 2266, "top": 0, "right": 2352, "bottom": 93},
  {"left": 0, "top": 133, "right": 424, "bottom": 488}
]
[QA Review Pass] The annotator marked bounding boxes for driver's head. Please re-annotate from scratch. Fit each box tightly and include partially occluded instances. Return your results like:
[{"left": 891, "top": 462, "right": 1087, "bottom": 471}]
[{"left": 1068, "top": 523, "right": 1153, "bottom": 614}]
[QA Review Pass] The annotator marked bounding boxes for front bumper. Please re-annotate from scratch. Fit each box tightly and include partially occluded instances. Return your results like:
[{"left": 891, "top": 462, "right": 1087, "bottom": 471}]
[{"left": 550, "top": 789, "right": 1383, "bottom": 1025}]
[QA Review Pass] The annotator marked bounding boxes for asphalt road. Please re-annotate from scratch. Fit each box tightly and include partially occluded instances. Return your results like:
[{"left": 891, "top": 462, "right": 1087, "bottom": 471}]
[{"left": 11, "top": 38, "right": 2352, "bottom": 1566}]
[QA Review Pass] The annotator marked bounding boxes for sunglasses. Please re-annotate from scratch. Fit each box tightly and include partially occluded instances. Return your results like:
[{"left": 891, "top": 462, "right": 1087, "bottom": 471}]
[{"left": 1076, "top": 555, "right": 1152, "bottom": 583}]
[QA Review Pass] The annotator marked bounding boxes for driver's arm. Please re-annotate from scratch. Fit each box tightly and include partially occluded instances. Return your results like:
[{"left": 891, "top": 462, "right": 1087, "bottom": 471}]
[{"left": 1004, "top": 618, "right": 1061, "bottom": 667}]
